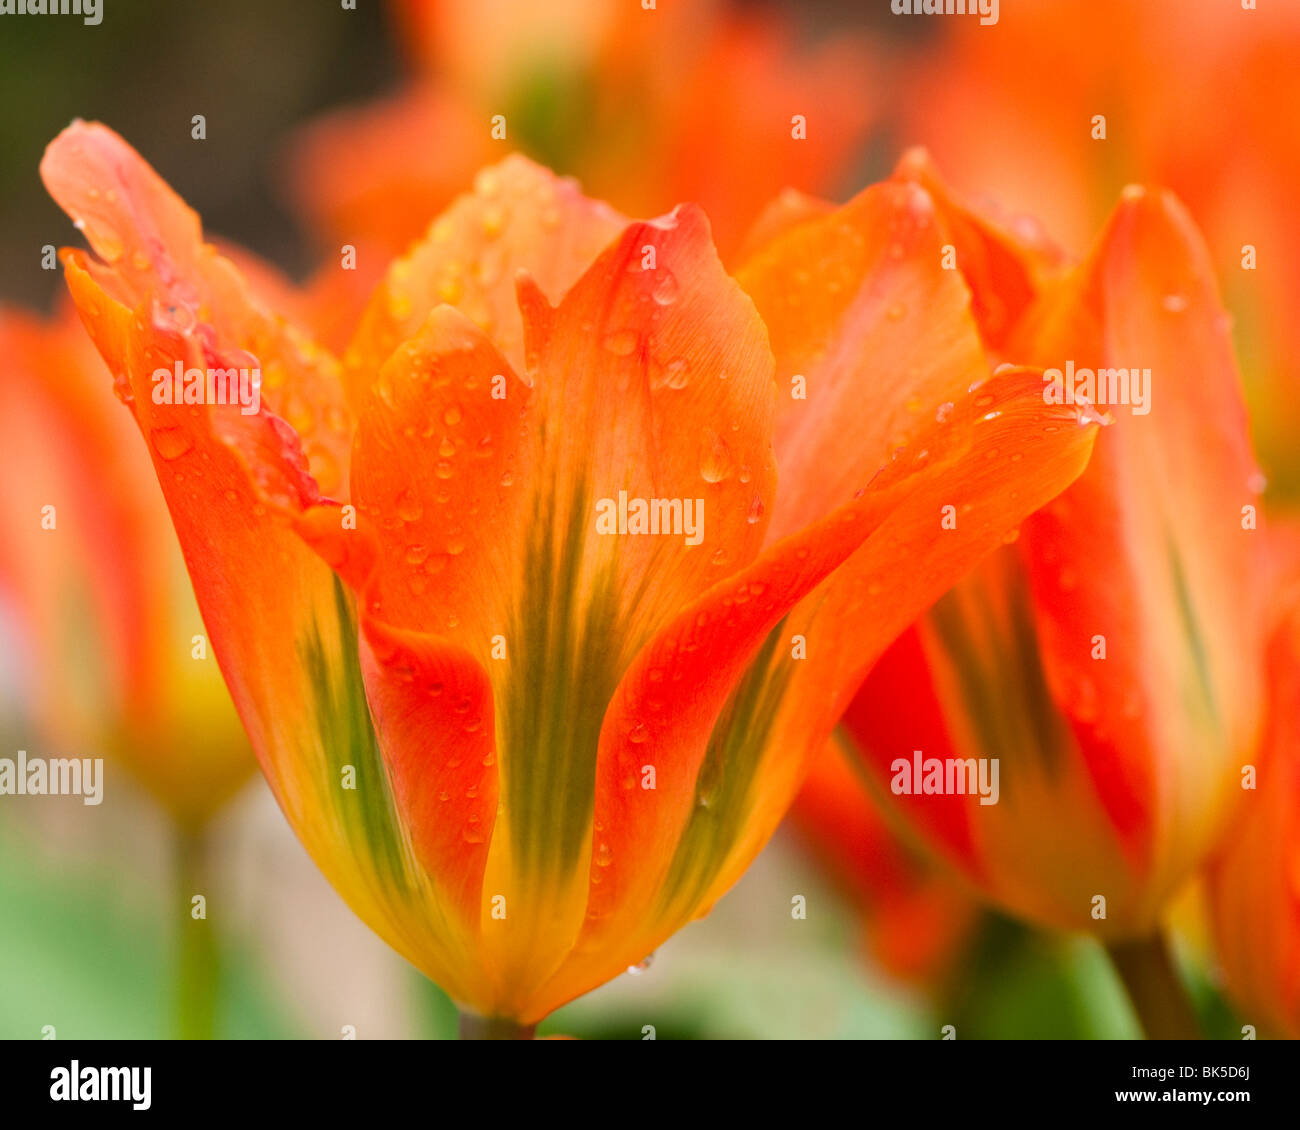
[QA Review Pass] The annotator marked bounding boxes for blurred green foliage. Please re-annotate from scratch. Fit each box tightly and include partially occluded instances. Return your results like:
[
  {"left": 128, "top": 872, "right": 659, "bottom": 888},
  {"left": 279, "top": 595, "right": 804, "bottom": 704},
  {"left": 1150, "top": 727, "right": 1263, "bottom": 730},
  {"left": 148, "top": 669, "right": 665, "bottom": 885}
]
[{"left": 0, "top": 827, "right": 294, "bottom": 1039}]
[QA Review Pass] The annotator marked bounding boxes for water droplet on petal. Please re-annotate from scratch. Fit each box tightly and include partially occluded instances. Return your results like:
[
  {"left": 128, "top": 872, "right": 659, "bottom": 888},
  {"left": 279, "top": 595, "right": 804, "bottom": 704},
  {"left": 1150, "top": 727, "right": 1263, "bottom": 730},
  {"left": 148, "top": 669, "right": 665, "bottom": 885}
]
[
  {"left": 150, "top": 427, "right": 193, "bottom": 461},
  {"left": 396, "top": 489, "right": 423, "bottom": 522},
  {"left": 626, "top": 952, "right": 655, "bottom": 975},
  {"left": 652, "top": 270, "right": 679, "bottom": 305},
  {"left": 700, "top": 431, "right": 735, "bottom": 483},
  {"left": 651, "top": 356, "right": 692, "bottom": 391}
]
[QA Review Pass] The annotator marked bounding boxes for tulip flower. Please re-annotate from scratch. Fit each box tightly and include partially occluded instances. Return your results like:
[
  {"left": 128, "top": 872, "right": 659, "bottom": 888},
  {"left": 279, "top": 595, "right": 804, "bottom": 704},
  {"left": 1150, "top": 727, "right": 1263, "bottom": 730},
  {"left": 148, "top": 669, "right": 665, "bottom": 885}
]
[
  {"left": 905, "top": 0, "right": 1300, "bottom": 502},
  {"left": 41, "top": 120, "right": 1098, "bottom": 1031},
  {"left": 1206, "top": 560, "right": 1300, "bottom": 1040},
  {"left": 0, "top": 306, "right": 257, "bottom": 1037},
  {"left": 290, "top": 0, "right": 876, "bottom": 259},
  {"left": 837, "top": 178, "right": 1269, "bottom": 1036}
]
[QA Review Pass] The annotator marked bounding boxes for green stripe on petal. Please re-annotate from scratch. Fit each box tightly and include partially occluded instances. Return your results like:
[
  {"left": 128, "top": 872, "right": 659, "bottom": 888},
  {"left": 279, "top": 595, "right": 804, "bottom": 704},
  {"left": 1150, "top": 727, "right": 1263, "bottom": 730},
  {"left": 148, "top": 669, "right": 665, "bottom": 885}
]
[
  {"left": 298, "top": 577, "right": 415, "bottom": 898},
  {"left": 924, "top": 558, "right": 1074, "bottom": 788},
  {"left": 654, "top": 617, "right": 792, "bottom": 920},
  {"left": 497, "top": 476, "right": 624, "bottom": 884}
]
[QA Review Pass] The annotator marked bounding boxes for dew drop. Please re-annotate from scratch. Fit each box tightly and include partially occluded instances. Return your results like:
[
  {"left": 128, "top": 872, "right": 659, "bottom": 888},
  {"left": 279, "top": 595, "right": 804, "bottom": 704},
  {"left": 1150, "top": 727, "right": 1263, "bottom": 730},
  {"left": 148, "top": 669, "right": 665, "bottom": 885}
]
[
  {"left": 396, "top": 489, "right": 423, "bottom": 522},
  {"left": 150, "top": 426, "right": 193, "bottom": 461},
  {"left": 652, "top": 356, "right": 692, "bottom": 390},
  {"left": 700, "top": 431, "right": 735, "bottom": 483},
  {"left": 652, "top": 270, "right": 679, "bottom": 305},
  {"left": 626, "top": 952, "right": 655, "bottom": 976}
]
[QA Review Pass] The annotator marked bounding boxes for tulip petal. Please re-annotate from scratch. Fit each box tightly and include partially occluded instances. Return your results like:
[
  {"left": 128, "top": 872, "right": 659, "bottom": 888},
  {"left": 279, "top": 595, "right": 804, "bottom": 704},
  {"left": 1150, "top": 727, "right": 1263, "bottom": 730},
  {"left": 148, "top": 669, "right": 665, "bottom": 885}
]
[
  {"left": 1011, "top": 187, "right": 1266, "bottom": 883},
  {"left": 41, "top": 121, "right": 354, "bottom": 498},
  {"left": 1208, "top": 591, "right": 1300, "bottom": 1039},
  {"left": 491, "top": 205, "right": 777, "bottom": 1009},
  {"left": 343, "top": 153, "right": 627, "bottom": 407},
  {"left": 736, "top": 178, "right": 992, "bottom": 539},
  {"left": 842, "top": 549, "right": 1138, "bottom": 931},
  {"left": 42, "top": 122, "right": 498, "bottom": 1003},
  {"left": 732, "top": 187, "right": 833, "bottom": 264},
  {"left": 359, "top": 618, "right": 499, "bottom": 926},
  {"left": 346, "top": 304, "right": 531, "bottom": 650},
  {"left": 891, "top": 148, "right": 1065, "bottom": 349}
]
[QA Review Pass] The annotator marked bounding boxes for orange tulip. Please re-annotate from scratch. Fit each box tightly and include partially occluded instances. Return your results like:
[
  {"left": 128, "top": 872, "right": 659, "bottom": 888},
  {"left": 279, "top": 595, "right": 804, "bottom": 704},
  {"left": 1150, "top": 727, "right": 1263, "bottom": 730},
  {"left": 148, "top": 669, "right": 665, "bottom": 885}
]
[
  {"left": 839, "top": 179, "right": 1268, "bottom": 946},
  {"left": 289, "top": 0, "right": 876, "bottom": 260},
  {"left": 905, "top": 0, "right": 1300, "bottom": 501},
  {"left": 41, "top": 120, "right": 1097, "bottom": 1027},
  {"left": 0, "top": 307, "right": 252, "bottom": 826},
  {"left": 1206, "top": 556, "right": 1300, "bottom": 1040}
]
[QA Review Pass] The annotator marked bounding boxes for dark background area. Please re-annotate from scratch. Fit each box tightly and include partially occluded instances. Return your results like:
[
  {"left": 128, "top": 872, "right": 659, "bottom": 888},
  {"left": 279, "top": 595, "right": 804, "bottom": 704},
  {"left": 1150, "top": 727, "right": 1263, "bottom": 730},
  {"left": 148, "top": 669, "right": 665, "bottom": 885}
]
[
  {"left": 0, "top": 0, "right": 395, "bottom": 307},
  {"left": 0, "top": 0, "right": 915, "bottom": 309}
]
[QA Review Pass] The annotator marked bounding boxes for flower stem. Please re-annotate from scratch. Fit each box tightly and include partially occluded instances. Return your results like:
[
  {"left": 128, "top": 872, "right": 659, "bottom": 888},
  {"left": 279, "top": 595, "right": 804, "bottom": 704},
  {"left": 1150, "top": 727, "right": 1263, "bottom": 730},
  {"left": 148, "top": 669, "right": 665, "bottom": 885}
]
[
  {"left": 458, "top": 1013, "right": 536, "bottom": 1040},
  {"left": 1106, "top": 932, "right": 1202, "bottom": 1040},
  {"left": 175, "top": 825, "right": 219, "bottom": 1040}
]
